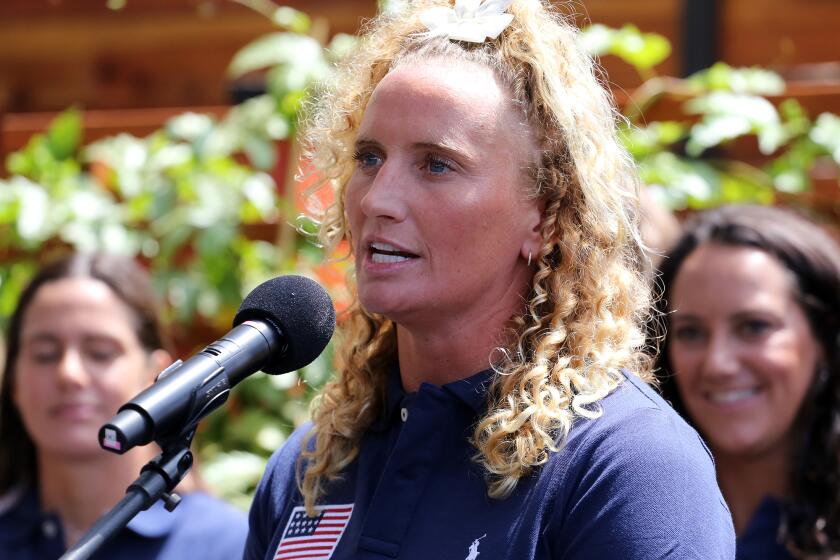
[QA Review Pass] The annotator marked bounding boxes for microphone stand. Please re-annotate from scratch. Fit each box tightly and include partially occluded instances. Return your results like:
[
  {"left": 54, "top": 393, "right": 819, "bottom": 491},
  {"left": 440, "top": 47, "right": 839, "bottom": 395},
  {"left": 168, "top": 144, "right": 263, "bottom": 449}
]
[{"left": 59, "top": 429, "right": 196, "bottom": 560}]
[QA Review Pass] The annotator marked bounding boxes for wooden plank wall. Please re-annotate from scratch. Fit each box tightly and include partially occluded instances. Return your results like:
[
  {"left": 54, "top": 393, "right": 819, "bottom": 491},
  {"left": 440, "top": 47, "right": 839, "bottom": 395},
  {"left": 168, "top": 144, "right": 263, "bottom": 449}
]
[
  {"left": 3, "top": 0, "right": 839, "bottom": 114},
  {"left": 0, "top": 0, "right": 685, "bottom": 116},
  {"left": 721, "top": 0, "right": 840, "bottom": 72},
  {"left": 0, "top": 0, "right": 377, "bottom": 114}
]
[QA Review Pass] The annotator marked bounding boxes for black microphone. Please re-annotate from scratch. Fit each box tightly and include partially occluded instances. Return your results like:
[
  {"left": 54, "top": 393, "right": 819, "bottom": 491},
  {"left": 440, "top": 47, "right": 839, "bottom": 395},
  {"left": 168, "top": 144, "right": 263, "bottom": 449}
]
[{"left": 98, "top": 275, "right": 336, "bottom": 454}]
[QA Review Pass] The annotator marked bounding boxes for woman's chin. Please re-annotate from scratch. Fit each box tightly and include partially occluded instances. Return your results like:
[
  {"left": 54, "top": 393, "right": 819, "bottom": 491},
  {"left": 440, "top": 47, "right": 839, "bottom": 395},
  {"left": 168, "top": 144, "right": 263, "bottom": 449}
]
[{"left": 358, "top": 290, "right": 410, "bottom": 319}]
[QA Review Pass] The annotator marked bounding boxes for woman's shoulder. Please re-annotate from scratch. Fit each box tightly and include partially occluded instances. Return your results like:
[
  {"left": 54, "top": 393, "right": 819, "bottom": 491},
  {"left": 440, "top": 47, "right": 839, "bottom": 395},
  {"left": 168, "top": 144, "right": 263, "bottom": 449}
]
[
  {"left": 574, "top": 371, "right": 712, "bottom": 456},
  {"left": 540, "top": 372, "right": 736, "bottom": 559},
  {"left": 249, "top": 423, "right": 312, "bottom": 514},
  {"left": 0, "top": 486, "right": 36, "bottom": 547},
  {"left": 124, "top": 490, "right": 248, "bottom": 559},
  {"left": 561, "top": 371, "right": 720, "bottom": 490},
  {"left": 176, "top": 491, "right": 248, "bottom": 525},
  {"left": 260, "top": 422, "right": 312, "bottom": 487}
]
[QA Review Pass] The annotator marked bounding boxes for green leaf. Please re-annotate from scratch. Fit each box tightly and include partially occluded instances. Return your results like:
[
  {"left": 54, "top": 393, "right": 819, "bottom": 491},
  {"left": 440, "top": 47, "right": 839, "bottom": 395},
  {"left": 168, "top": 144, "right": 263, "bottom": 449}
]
[
  {"left": 378, "top": 0, "right": 410, "bottom": 15},
  {"left": 271, "top": 7, "right": 310, "bottom": 33},
  {"left": 228, "top": 33, "right": 323, "bottom": 78},
  {"left": 638, "top": 153, "right": 722, "bottom": 209},
  {"left": 11, "top": 178, "right": 51, "bottom": 245},
  {"left": 810, "top": 112, "right": 840, "bottom": 165},
  {"left": 773, "top": 169, "right": 810, "bottom": 193},
  {"left": 46, "top": 108, "right": 83, "bottom": 160},
  {"left": 685, "top": 92, "right": 782, "bottom": 155},
  {"left": 327, "top": 33, "right": 359, "bottom": 62},
  {"left": 718, "top": 166, "right": 775, "bottom": 204},
  {"left": 241, "top": 172, "right": 279, "bottom": 221},
  {"left": 688, "top": 63, "right": 785, "bottom": 95},
  {"left": 579, "top": 24, "right": 614, "bottom": 56},
  {"left": 611, "top": 25, "right": 671, "bottom": 71},
  {"left": 167, "top": 112, "right": 215, "bottom": 142},
  {"left": 619, "top": 121, "right": 685, "bottom": 158},
  {"left": 244, "top": 137, "right": 277, "bottom": 170}
]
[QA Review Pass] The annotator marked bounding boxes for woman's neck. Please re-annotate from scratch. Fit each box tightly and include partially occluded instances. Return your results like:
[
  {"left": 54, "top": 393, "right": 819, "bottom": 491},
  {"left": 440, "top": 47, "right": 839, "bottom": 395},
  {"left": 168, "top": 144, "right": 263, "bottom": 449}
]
[
  {"left": 714, "top": 444, "right": 790, "bottom": 536},
  {"left": 37, "top": 447, "right": 157, "bottom": 546},
  {"left": 396, "top": 300, "right": 526, "bottom": 392},
  {"left": 394, "top": 262, "right": 533, "bottom": 392}
]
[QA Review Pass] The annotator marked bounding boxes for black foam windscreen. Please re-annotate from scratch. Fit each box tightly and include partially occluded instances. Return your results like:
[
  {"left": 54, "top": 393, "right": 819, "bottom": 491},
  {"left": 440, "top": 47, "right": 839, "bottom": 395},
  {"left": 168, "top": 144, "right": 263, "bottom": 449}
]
[{"left": 233, "top": 275, "right": 336, "bottom": 375}]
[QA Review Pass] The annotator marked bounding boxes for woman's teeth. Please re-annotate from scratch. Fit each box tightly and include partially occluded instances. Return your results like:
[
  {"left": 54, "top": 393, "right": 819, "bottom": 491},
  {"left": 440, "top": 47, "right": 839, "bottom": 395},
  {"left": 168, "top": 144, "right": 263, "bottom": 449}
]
[
  {"left": 708, "top": 388, "right": 759, "bottom": 404},
  {"left": 370, "top": 242, "right": 415, "bottom": 264},
  {"left": 372, "top": 253, "right": 410, "bottom": 264}
]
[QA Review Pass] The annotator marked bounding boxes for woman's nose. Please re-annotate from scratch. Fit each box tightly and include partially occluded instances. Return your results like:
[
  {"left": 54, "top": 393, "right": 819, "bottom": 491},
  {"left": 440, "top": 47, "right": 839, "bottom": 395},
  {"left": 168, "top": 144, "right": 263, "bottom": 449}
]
[
  {"left": 700, "top": 331, "right": 740, "bottom": 379},
  {"left": 359, "top": 160, "right": 407, "bottom": 221},
  {"left": 56, "top": 349, "right": 89, "bottom": 389}
]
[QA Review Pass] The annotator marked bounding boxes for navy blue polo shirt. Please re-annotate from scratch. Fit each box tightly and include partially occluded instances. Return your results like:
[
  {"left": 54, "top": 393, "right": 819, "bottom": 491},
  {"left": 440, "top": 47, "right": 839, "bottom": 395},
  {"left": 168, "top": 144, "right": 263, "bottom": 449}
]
[
  {"left": 736, "top": 497, "right": 791, "bottom": 560},
  {"left": 0, "top": 486, "right": 247, "bottom": 559},
  {"left": 245, "top": 368, "right": 736, "bottom": 559}
]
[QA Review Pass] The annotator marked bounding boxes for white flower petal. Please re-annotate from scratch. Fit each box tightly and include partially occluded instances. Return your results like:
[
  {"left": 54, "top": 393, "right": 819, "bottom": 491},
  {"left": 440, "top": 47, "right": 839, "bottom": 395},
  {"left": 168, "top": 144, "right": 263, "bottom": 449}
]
[
  {"left": 477, "top": 0, "right": 514, "bottom": 17},
  {"left": 421, "top": 0, "right": 514, "bottom": 44},
  {"left": 420, "top": 6, "right": 457, "bottom": 33},
  {"left": 477, "top": 13, "right": 514, "bottom": 39},
  {"left": 456, "top": 0, "right": 482, "bottom": 18},
  {"left": 445, "top": 21, "right": 488, "bottom": 43}
]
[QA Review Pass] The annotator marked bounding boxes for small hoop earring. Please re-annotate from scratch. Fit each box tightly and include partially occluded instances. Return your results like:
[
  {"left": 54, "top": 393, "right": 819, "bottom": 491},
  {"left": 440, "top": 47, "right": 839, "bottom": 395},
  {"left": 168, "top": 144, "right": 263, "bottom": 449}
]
[{"left": 527, "top": 252, "right": 532, "bottom": 267}]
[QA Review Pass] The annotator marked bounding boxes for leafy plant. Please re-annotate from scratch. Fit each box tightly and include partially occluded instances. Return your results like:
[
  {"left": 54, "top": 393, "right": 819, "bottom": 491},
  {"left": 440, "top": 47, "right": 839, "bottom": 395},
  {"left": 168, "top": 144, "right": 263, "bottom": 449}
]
[
  {"left": 0, "top": 1, "right": 354, "bottom": 508},
  {"left": 580, "top": 25, "right": 840, "bottom": 210}
]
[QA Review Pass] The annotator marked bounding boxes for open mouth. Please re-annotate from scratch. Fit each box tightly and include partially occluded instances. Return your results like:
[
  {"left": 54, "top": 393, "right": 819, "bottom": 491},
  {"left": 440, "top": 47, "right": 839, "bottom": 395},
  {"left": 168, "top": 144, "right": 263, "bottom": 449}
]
[{"left": 369, "top": 242, "right": 419, "bottom": 264}]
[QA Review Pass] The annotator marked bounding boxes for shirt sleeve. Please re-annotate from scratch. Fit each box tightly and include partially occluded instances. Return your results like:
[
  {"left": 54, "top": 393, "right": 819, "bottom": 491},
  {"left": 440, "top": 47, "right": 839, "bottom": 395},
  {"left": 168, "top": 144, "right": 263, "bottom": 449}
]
[
  {"left": 243, "top": 424, "right": 310, "bottom": 560},
  {"left": 545, "top": 407, "right": 736, "bottom": 560}
]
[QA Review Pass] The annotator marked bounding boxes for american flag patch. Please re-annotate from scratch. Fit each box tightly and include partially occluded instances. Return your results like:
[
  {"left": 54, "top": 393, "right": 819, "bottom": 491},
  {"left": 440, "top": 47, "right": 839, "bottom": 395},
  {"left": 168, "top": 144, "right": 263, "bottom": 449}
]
[{"left": 273, "top": 503, "right": 354, "bottom": 560}]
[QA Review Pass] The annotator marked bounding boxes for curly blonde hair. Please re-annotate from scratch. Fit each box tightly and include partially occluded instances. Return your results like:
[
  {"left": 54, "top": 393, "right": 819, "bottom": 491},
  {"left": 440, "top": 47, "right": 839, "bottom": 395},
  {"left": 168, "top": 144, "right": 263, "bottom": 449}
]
[{"left": 298, "top": 0, "right": 653, "bottom": 513}]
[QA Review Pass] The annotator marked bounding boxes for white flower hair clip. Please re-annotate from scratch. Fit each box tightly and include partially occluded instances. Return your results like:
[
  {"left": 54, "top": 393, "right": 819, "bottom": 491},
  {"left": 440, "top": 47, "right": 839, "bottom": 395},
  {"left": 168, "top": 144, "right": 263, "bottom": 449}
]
[{"left": 420, "top": 0, "right": 514, "bottom": 43}]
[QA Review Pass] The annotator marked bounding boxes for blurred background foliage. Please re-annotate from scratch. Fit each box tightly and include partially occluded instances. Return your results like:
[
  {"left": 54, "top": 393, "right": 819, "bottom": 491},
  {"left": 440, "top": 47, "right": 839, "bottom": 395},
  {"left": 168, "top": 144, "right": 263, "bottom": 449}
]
[{"left": 0, "top": 1, "right": 838, "bottom": 509}]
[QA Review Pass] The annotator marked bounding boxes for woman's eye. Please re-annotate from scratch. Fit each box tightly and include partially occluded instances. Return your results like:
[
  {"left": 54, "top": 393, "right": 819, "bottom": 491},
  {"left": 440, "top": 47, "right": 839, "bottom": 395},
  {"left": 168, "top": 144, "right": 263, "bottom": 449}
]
[
  {"left": 23, "top": 342, "right": 61, "bottom": 364},
  {"left": 738, "top": 319, "right": 773, "bottom": 338},
  {"left": 353, "top": 150, "right": 382, "bottom": 169},
  {"left": 672, "top": 324, "right": 705, "bottom": 343},
  {"left": 87, "top": 348, "right": 119, "bottom": 364},
  {"left": 31, "top": 351, "right": 60, "bottom": 364},
  {"left": 83, "top": 339, "right": 122, "bottom": 364},
  {"left": 424, "top": 155, "right": 454, "bottom": 175},
  {"left": 89, "top": 351, "right": 117, "bottom": 363}
]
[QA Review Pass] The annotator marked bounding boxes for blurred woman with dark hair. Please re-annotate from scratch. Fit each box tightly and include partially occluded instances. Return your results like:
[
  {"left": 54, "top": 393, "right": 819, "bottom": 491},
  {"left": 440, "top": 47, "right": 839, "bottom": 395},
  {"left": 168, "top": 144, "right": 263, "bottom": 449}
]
[
  {"left": 0, "top": 253, "right": 247, "bottom": 559},
  {"left": 656, "top": 205, "right": 840, "bottom": 559}
]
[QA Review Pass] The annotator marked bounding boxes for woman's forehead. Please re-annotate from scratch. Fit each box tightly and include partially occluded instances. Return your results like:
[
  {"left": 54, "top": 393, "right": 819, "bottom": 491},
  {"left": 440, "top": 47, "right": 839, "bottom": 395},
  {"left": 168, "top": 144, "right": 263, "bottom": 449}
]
[
  {"left": 385, "top": 58, "right": 511, "bottom": 110},
  {"left": 21, "top": 278, "right": 137, "bottom": 335},
  {"left": 362, "top": 60, "right": 532, "bottom": 150}
]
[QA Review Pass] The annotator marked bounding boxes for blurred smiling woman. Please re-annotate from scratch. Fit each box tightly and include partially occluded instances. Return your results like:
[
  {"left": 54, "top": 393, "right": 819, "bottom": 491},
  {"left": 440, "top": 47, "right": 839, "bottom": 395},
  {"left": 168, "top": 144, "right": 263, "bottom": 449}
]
[
  {"left": 656, "top": 205, "right": 840, "bottom": 559},
  {"left": 0, "top": 253, "right": 247, "bottom": 559},
  {"left": 244, "top": 1, "right": 735, "bottom": 558}
]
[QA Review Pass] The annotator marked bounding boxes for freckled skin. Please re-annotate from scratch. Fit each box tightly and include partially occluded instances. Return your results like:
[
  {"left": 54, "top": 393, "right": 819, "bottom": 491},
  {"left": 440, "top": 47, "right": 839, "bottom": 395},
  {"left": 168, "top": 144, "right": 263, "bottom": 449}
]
[{"left": 345, "top": 60, "right": 541, "bottom": 331}]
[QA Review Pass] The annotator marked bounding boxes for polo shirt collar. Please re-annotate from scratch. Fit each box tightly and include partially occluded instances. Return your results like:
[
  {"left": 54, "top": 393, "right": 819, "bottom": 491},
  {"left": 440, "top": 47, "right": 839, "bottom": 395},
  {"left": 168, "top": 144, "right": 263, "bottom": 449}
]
[
  {"left": 441, "top": 369, "right": 495, "bottom": 412},
  {"left": 373, "top": 364, "right": 495, "bottom": 431}
]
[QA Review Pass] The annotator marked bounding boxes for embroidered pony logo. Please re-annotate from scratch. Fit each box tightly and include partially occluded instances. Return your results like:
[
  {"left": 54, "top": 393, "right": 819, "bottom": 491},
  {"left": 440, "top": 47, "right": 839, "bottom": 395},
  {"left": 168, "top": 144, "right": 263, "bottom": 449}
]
[{"left": 464, "top": 533, "right": 487, "bottom": 560}]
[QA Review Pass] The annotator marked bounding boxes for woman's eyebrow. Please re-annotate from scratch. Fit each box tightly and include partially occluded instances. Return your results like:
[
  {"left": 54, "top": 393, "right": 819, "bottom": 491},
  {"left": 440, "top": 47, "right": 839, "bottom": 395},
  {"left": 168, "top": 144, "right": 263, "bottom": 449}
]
[
  {"left": 670, "top": 312, "right": 701, "bottom": 323},
  {"left": 21, "top": 332, "right": 60, "bottom": 346}
]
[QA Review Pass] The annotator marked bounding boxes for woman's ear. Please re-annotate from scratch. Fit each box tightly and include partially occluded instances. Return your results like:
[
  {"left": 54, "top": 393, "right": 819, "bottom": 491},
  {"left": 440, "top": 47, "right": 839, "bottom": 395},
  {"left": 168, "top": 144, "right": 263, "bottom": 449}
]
[
  {"left": 146, "top": 349, "right": 174, "bottom": 384},
  {"left": 521, "top": 199, "right": 544, "bottom": 264}
]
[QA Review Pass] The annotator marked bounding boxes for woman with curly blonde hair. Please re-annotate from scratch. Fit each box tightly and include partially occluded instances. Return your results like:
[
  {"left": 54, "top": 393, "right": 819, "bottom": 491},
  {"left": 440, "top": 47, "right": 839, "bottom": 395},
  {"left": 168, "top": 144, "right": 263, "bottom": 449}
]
[{"left": 245, "top": 1, "right": 734, "bottom": 558}]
